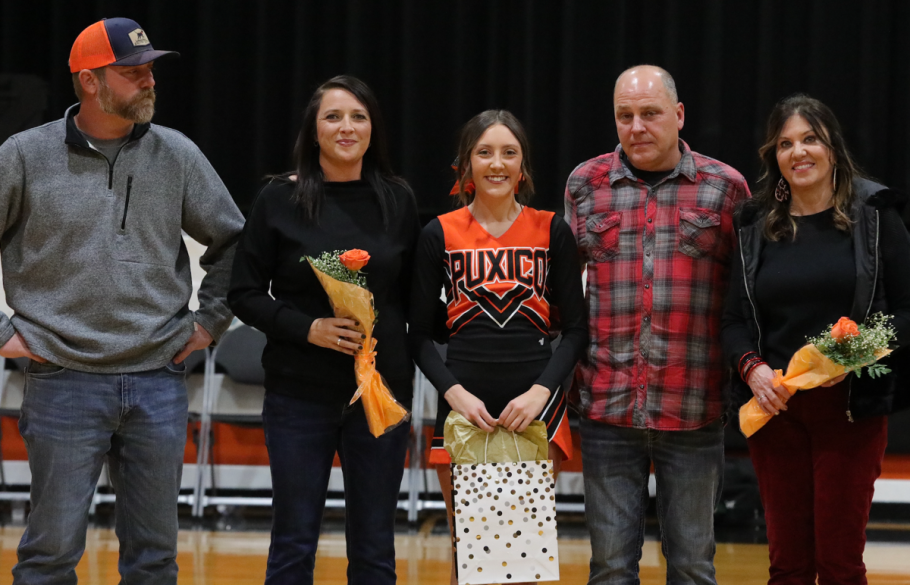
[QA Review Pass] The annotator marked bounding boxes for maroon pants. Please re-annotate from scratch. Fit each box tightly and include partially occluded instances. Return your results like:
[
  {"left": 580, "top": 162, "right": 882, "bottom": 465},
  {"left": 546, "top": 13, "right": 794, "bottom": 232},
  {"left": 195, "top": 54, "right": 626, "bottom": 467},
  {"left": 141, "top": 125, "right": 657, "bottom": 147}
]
[{"left": 747, "top": 384, "right": 887, "bottom": 585}]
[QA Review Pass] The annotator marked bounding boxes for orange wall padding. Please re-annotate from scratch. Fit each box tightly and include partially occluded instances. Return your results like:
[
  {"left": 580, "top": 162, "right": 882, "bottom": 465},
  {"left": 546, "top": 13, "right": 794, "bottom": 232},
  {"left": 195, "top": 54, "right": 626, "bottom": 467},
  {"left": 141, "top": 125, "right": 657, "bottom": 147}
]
[
  {"left": 3, "top": 416, "right": 910, "bottom": 481},
  {"left": 0, "top": 416, "right": 27, "bottom": 461},
  {"left": 209, "top": 423, "right": 268, "bottom": 466},
  {"left": 881, "top": 455, "right": 910, "bottom": 479},
  {"left": 0, "top": 416, "right": 202, "bottom": 464},
  {"left": 183, "top": 425, "right": 198, "bottom": 463},
  {"left": 206, "top": 423, "right": 413, "bottom": 467}
]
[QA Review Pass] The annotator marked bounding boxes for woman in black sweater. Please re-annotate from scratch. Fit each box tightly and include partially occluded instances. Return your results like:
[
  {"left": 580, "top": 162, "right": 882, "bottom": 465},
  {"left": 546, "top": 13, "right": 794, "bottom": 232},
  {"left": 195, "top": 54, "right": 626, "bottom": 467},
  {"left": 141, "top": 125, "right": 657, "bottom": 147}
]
[
  {"left": 228, "top": 76, "right": 419, "bottom": 585},
  {"left": 722, "top": 94, "right": 910, "bottom": 584},
  {"left": 409, "top": 110, "right": 587, "bottom": 585}
]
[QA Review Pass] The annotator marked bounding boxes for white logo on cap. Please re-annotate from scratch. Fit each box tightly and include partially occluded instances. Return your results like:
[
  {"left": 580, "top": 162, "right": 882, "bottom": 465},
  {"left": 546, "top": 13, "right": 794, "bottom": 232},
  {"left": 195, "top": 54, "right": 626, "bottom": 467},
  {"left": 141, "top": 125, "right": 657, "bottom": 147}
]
[{"left": 128, "top": 29, "right": 150, "bottom": 47}]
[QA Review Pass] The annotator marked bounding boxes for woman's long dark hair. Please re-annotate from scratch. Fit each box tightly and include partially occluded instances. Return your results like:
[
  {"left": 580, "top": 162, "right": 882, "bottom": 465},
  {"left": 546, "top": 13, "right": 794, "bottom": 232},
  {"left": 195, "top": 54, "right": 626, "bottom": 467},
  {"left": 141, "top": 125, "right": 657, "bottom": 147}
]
[
  {"left": 756, "top": 93, "right": 861, "bottom": 241},
  {"left": 287, "top": 75, "right": 409, "bottom": 227},
  {"left": 453, "top": 110, "right": 535, "bottom": 207}
]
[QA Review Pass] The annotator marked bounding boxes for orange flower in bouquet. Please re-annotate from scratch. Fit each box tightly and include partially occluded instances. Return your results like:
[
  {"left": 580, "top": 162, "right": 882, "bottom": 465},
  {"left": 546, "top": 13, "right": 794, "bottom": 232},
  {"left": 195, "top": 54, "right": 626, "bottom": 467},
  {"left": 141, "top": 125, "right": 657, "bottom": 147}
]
[
  {"left": 739, "top": 313, "right": 896, "bottom": 438},
  {"left": 339, "top": 249, "right": 370, "bottom": 272},
  {"left": 303, "top": 249, "right": 410, "bottom": 437},
  {"left": 830, "top": 317, "right": 860, "bottom": 342}
]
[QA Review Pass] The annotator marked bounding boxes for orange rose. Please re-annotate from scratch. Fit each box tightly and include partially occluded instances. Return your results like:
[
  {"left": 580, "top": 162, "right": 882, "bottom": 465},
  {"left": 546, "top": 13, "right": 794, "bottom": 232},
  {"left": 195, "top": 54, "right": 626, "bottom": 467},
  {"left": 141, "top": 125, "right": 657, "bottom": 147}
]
[
  {"left": 831, "top": 317, "right": 860, "bottom": 342},
  {"left": 339, "top": 249, "right": 370, "bottom": 272}
]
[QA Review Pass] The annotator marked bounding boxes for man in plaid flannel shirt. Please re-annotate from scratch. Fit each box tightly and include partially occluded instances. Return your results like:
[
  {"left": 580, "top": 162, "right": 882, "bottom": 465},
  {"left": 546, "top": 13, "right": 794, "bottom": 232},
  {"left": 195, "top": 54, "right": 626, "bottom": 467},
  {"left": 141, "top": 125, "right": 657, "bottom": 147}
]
[{"left": 565, "top": 65, "right": 750, "bottom": 584}]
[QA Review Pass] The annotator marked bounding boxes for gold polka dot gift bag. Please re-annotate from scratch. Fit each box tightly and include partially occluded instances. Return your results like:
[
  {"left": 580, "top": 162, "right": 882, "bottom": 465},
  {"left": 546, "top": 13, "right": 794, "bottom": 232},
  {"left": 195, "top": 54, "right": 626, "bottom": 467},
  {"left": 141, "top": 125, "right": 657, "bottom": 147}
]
[{"left": 445, "top": 412, "right": 560, "bottom": 584}]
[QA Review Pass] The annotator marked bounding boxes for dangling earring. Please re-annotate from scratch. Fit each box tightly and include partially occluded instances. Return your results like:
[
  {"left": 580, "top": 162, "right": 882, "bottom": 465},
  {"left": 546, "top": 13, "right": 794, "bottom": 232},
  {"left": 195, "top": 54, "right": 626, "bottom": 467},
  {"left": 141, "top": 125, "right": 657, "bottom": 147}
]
[
  {"left": 514, "top": 172, "right": 524, "bottom": 195},
  {"left": 832, "top": 165, "right": 837, "bottom": 192},
  {"left": 774, "top": 177, "right": 790, "bottom": 202}
]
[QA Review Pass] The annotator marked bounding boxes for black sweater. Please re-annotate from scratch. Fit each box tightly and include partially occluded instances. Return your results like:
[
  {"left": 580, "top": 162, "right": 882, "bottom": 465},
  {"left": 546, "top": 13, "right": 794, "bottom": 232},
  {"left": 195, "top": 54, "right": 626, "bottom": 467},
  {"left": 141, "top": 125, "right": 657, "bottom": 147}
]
[
  {"left": 228, "top": 178, "right": 420, "bottom": 405},
  {"left": 754, "top": 208, "right": 856, "bottom": 370}
]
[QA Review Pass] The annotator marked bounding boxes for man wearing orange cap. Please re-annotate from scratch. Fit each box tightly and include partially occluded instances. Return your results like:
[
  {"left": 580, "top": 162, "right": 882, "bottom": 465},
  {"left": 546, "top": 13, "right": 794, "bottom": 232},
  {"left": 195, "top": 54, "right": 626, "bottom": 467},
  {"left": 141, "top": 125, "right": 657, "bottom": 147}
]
[{"left": 0, "top": 18, "right": 244, "bottom": 584}]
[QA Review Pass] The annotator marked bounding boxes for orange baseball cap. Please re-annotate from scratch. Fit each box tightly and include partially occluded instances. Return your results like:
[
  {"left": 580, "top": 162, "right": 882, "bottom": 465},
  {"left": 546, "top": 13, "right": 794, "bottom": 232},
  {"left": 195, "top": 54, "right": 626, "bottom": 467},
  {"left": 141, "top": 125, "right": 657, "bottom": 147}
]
[{"left": 69, "top": 18, "right": 179, "bottom": 73}]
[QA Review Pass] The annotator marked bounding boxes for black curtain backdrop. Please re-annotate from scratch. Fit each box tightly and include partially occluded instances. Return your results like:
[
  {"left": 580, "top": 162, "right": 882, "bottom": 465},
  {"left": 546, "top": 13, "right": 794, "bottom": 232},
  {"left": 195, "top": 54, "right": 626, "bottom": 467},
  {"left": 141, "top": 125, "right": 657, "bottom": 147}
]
[{"left": 1, "top": 0, "right": 908, "bottom": 219}]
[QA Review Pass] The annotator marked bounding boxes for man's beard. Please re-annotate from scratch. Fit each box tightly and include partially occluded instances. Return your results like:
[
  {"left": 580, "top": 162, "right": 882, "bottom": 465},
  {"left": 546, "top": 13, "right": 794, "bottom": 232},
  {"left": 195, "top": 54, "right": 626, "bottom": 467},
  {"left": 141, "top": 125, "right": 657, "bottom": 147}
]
[{"left": 98, "top": 78, "right": 156, "bottom": 124}]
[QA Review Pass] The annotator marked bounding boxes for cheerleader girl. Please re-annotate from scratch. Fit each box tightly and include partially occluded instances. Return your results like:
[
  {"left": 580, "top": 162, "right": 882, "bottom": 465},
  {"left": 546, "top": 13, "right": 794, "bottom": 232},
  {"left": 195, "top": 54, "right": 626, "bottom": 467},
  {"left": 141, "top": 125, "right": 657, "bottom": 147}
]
[{"left": 408, "top": 109, "right": 587, "bottom": 585}]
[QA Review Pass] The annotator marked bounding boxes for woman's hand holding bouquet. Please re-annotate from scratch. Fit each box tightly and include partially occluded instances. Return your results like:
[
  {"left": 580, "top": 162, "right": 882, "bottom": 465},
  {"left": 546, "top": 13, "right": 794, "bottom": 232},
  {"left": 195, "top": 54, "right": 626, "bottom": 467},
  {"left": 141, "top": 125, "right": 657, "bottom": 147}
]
[
  {"left": 306, "top": 317, "right": 363, "bottom": 355},
  {"left": 305, "top": 249, "right": 410, "bottom": 437},
  {"left": 747, "top": 364, "right": 790, "bottom": 416}
]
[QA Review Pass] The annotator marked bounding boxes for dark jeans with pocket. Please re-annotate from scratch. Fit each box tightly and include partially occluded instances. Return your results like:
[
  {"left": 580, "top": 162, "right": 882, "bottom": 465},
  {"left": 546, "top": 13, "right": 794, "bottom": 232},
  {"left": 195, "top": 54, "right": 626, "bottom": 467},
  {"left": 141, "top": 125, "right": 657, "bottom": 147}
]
[{"left": 261, "top": 391, "right": 410, "bottom": 585}]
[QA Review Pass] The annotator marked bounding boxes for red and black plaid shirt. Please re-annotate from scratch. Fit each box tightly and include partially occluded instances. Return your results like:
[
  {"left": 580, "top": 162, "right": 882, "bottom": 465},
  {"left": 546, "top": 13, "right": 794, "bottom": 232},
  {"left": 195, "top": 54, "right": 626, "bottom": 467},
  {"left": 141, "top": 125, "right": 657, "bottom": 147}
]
[{"left": 565, "top": 141, "right": 750, "bottom": 430}]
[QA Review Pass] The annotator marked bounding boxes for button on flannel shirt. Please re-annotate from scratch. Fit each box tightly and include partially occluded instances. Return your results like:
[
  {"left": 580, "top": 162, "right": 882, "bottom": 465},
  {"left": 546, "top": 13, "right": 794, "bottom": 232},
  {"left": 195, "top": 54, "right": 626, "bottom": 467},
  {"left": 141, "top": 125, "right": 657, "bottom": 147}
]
[{"left": 565, "top": 140, "right": 750, "bottom": 430}]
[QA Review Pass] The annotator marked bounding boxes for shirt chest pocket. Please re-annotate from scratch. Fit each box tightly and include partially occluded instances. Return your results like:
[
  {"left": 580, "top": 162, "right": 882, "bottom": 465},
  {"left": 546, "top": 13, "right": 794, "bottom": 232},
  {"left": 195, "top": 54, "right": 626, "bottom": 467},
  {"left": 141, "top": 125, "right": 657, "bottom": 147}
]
[
  {"left": 585, "top": 211, "right": 622, "bottom": 262},
  {"left": 677, "top": 207, "right": 721, "bottom": 259}
]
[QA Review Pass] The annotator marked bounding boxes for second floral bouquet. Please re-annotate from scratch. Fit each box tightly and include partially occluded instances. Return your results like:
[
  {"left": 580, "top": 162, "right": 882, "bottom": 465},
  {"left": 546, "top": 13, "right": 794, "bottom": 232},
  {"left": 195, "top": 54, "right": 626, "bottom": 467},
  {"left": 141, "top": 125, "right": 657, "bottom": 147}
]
[
  {"left": 304, "top": 249, "right": 410, "bottom": 437},
  {"left": 739, "top": 312, "right": 896, "bottom": 438}
]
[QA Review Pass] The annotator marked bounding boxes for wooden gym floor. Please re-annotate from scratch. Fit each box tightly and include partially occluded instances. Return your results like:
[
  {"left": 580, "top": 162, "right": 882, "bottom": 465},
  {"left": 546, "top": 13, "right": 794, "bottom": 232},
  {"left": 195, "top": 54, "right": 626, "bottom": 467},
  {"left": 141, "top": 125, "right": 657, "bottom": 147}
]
[{"left": 2, "top": 521, "right": 910, "bottom": 584}]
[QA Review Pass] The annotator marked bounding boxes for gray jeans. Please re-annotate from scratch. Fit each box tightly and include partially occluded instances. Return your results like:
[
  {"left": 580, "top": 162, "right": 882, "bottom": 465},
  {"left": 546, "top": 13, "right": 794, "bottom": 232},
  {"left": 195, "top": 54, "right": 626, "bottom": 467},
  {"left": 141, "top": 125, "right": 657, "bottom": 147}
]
[
  {"left": 13, "top": 361, "right": 188, "bottom": 585},
  {"left": 580, "top": 418, "right": 725, "bottom": 585}
]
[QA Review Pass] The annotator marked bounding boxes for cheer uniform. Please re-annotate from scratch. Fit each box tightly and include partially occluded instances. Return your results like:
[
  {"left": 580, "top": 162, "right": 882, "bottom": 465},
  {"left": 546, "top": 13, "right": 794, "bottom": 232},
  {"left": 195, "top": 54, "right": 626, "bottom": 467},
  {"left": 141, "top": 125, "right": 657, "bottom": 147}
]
[{"left": 408, "top": 206, "right": 587, "bottom": 464}]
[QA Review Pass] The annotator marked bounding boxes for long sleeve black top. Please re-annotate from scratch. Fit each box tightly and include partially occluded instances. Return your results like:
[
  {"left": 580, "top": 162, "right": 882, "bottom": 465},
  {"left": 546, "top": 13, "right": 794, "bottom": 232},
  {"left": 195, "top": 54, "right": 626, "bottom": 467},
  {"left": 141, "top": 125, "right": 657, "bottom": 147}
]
[
  {"left": 408, "top": 206, "right": 587, "bottom": 396},
  {"left": 754, "top": 209, "right": 857, "bottom": 370},
  {"left": 228, "top": 178, "right": 420, "bottom": 405}
]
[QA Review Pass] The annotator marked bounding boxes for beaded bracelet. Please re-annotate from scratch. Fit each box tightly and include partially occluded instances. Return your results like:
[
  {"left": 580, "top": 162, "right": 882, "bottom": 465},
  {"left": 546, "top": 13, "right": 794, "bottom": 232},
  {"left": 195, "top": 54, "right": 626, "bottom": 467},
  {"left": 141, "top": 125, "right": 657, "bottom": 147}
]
[
  {"left": 738, "top": 352, "right": 766, "bottom": 383},
  {"left": 742, "top": 358, "right": 767, "bottom": 383}
]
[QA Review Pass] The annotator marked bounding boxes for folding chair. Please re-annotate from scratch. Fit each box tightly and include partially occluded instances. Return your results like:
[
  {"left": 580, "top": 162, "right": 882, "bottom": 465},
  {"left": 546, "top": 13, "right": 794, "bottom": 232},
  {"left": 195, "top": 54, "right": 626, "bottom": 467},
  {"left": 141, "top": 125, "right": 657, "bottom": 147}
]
[{"left": 192, "top": 325, "right": 268, "bottom": 516}]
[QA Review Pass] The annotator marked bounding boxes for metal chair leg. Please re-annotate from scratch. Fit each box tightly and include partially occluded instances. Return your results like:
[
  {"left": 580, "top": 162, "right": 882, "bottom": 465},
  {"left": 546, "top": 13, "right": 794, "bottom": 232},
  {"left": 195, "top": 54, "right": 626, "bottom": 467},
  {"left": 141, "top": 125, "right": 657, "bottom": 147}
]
[
  {"left": 408, "top": 370, "right": 427, "bottom": 524},
  {"left": 193, "top": 347, "right": 215, "bottom": 518},
  {"left": 0, "top": 358, "right": 6, "bottom": 489}
]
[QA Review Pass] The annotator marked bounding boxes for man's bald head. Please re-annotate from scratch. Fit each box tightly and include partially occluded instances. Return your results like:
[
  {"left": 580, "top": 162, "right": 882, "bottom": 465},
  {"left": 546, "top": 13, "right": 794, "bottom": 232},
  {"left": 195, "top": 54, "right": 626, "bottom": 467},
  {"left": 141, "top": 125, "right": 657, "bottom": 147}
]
[
  {"left": 614, "top": 65, "right": 678, "bottom": 104},
  {"left": 612, "top": 64, "right": 685, "bottom": 172}
]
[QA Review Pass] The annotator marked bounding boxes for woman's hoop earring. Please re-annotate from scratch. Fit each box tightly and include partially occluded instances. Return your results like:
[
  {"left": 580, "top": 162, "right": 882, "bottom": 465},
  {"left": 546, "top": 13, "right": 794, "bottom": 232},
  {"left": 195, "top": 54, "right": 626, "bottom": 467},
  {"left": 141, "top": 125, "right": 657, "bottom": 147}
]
[
  {"left": 774, "top": 177, "right": 790, "bottom": 202},
  {"left": 832, "top": 165, "right": 837, "bottom": 192}
]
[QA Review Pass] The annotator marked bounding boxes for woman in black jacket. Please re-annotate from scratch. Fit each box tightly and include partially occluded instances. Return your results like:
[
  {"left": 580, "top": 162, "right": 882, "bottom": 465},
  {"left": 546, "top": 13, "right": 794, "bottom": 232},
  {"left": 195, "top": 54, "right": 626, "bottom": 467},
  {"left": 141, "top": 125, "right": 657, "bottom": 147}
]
[
  {"left": 228, "top": 75, "right": 420, "bottom": 585},
  {"left": 722, "top": 94, "right": 910, "bottom": 585}
]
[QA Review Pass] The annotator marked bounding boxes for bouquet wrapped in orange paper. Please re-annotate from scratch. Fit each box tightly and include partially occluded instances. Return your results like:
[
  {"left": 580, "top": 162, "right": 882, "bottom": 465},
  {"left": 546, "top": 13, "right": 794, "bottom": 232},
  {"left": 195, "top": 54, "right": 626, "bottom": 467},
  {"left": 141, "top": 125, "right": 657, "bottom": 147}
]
[
  {"left": 304, "top": 249, "right": 411, "bottom": 437},
  {"left": 739, "top": 313, "right": 896, "bottom": 438}
]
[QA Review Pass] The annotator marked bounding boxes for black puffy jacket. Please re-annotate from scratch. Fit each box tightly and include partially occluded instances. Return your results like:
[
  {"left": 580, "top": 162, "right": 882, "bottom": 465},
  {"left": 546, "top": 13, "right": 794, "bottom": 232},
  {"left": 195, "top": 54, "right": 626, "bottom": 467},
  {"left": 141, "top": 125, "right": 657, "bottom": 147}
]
[{"left": 722, "top": 178, "right": 910, "bottom": 420}]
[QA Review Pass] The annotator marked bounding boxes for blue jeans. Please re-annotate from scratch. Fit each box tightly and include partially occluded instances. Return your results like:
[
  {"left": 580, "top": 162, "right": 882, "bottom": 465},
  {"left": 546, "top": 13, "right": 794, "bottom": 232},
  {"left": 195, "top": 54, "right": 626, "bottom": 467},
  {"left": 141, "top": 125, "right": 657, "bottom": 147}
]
[
  {"left": 262, "top": 392, "right": 410, "bottom": 585},
  {"left": 580, "top": 418, "right": 724, "bottom": 585},
  {"left": 13, "top": 360, "right": 188, "bottom": 585}
]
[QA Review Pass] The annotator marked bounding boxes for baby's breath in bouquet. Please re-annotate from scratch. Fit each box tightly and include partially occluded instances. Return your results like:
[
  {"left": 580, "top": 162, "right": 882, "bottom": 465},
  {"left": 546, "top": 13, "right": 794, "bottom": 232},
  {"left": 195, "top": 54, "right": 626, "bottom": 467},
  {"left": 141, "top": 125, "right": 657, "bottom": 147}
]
[
  {"left": 302, "top": 249, "right": 409, "bottom": 437},
  {"left": 306, "top": 249, "right": 369, "bottom": 289},
  {"left": 807, "top": 313, "right": 896, "bottom": 378}
]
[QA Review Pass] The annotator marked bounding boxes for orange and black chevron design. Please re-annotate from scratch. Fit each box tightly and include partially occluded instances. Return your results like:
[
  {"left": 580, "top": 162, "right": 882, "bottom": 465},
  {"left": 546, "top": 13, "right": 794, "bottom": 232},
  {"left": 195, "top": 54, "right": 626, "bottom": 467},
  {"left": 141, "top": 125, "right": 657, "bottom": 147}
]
[{"left": 438, "top": 206, "right": 555, "bottom": 336}]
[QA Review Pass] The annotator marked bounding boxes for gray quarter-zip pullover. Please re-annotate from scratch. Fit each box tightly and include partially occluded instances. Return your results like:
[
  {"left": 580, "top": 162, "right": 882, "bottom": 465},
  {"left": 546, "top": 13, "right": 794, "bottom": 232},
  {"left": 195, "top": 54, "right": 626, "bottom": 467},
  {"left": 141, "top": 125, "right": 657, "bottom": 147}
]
[{"left": 0, "top": 104, "right": 245, "bottom": 373}]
